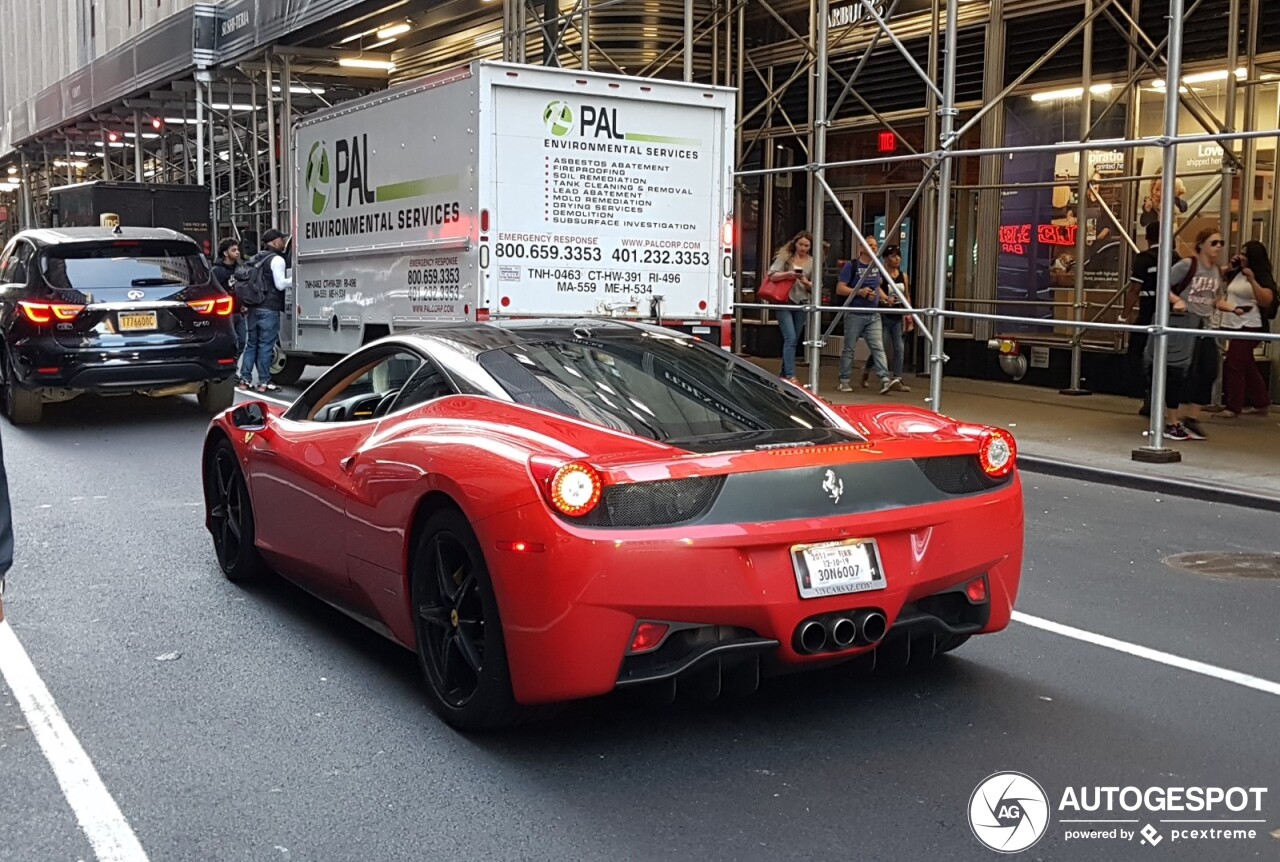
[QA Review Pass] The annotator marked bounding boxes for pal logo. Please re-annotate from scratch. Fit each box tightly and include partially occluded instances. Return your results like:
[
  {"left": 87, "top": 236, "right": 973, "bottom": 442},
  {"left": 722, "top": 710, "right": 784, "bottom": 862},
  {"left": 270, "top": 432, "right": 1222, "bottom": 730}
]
[
  {"left": 305, "top": 141, "right": 332, "bottom": 216},
  {"left": 543, "top": 101, "right": 575, "bottom": 137}
]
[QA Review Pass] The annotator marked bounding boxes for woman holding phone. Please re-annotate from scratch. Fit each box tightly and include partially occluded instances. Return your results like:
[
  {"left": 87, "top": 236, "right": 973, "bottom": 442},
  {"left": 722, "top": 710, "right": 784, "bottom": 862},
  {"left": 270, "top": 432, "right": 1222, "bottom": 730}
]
[
  {"left": 767, "top": 231, "right": 816, "bottom": 383},
  {"left": 1218, "top": 240, "right": 1275, "bottom": 418}
]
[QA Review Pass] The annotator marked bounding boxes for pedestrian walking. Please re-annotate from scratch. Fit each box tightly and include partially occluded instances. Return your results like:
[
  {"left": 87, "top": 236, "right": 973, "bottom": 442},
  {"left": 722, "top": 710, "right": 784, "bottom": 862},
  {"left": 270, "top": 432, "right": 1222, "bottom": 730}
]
[
  {"left": 764, "top": 230, "right": 817, "bottom": 384},
  {"left": 835, "top": 236, "right": 892, "bottom": 395},
  {"left": 861, "top": 243, "right": 912, "bottom": 392}
]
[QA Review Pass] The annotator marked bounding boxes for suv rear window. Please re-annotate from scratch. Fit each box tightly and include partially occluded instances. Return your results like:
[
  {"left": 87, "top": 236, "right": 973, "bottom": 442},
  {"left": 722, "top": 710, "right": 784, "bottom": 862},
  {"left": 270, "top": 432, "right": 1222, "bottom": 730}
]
[
  {"left": 41, "top": 241, "right": 210, "bottom": 291},
  {"left": 477, "top": 330, "right": 850, "bottom": 448}
]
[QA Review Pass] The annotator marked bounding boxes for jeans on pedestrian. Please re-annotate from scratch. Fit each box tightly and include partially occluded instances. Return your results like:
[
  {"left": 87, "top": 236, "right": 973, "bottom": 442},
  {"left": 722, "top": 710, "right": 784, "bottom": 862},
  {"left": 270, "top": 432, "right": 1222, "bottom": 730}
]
[
  {"left": 839, "top": 312, "right": 888, "bottom": 382},
  {"left": 1223, "top": 329, "right": 1270, "bottom": 413},
  {"left": 232, "top": 312, "right": 248, "bottom": 357},
  {"left": 777, "top": 307, "right": 807, "bottom": 379},
  {"left": 240, "top": 308, "right": 281, "bottom": 385},
  {"left": 881, "top": 314, "right": 904, "bottom": 379}
]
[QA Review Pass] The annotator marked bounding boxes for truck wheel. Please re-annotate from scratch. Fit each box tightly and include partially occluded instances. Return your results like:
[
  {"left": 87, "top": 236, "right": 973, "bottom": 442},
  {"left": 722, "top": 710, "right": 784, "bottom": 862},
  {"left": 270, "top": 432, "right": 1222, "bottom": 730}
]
[
  {"left": 198, "top": 378, "right": 236, "bottom": 414},
  {"left": 270, "top": 343, "right": 306, "bottom": 386},
  {"left": 4, "top": 367, "right": 42, "bottom": 425}
]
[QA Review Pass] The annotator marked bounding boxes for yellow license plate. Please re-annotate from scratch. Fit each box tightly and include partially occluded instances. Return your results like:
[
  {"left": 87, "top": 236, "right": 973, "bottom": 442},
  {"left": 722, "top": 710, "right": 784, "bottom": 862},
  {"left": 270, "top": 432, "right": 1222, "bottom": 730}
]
[{"left": 118, "top": 311, "right": 157, "bottom": 332}]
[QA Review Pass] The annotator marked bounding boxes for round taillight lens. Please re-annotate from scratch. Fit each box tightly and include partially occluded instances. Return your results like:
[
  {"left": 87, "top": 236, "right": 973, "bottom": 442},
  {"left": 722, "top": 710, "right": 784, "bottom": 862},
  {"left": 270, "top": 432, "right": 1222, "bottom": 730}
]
[
  {"left": 979, "top": 429, "right": 1017, "bottom": 477},
  {"left": 548, "top": 462, "right": 603, "bottom": 516}
]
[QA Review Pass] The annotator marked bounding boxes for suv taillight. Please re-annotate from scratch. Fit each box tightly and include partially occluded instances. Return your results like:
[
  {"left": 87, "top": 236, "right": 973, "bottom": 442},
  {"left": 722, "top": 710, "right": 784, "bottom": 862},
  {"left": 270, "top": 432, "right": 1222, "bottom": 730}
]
[
  {"left": 19, "top": 300, "right": 84, "bottom": 323},
  {"left": 188, "top": 296, "right": 235, "bottom": 316}
]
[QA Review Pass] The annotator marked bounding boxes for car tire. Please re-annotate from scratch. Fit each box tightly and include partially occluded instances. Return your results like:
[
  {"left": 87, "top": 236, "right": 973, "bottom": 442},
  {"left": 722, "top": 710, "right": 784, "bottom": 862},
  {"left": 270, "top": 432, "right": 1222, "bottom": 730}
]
[
  {"left": 270, "top": 343, "right": 306, "bottom": 386},
  {"left": 198, "top": 377, "right": 236, "bottom": 414},
  {"left": 411, "top": 508, "right": 528, "bottom": 731},
  {"left": 205, "top": 438, "right": 266, "bottom": 584},
  {"left": 3, "top": 365, "right": 42, "bottom": 426}
]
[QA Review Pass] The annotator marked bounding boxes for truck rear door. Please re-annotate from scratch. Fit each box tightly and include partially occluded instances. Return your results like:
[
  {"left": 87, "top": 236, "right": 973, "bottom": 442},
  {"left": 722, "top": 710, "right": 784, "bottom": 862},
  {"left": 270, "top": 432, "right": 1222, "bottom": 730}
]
[{"left": 487, "top": 72, "right": 728, "bottom": 322}]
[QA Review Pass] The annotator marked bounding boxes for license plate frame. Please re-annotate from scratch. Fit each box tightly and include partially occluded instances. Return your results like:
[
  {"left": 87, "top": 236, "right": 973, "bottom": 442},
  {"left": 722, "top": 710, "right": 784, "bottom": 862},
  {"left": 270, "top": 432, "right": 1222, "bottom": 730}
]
[
  {"left": 791, "top": 538, "right": 887, "bottom": 600},
  {"left": 117, "top": 311, "right": 158, "bottom": 332}
]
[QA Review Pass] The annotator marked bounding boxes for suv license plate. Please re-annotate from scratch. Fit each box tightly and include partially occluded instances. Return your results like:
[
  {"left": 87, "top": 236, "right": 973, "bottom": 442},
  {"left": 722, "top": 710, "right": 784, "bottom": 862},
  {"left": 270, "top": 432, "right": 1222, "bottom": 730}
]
[{"left": 118, "top": 311, "right": 158, "bottom": 332}]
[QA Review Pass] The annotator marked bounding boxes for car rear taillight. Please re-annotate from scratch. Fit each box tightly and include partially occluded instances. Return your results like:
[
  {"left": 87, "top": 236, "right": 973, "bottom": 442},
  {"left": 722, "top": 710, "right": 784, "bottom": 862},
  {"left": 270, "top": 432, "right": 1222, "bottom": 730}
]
[
  {"left": 531, "top": 457, "right": 604, "bottom": 517},
  {"left": 188, "top": 296, "right": 235, "bottom": 316},
  {"left": 965, "top": 575, "right": 989, "bottom": 604},
  {"left": 629, "top": 622, "right": 670, "bottom": 654},
  {"left": 978, "top": 428, "right": 1017, "bottom": 477},
  {"left": 19, "top": 300, "right": 85, "bottom": 323}
]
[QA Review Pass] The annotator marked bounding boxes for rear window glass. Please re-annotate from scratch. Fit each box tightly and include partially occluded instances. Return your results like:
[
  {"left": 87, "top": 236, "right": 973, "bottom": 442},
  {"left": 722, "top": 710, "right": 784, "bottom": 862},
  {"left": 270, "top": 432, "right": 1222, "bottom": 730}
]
[
  {"left": 41, "top": 242, "right": 210, "bottom": 291},
  {"left": 476, "top": 331, "right": 841, "bottom": 444}
]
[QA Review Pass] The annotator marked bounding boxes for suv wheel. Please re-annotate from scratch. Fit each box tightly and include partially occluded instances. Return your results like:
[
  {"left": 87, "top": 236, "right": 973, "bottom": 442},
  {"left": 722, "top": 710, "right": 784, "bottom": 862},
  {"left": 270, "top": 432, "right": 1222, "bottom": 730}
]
[
  {"left": 198, "top": 378, "right": 236, "bottom": 414},
  {"left": 4, "top": 365, "right": 42, "bottom": 425}
]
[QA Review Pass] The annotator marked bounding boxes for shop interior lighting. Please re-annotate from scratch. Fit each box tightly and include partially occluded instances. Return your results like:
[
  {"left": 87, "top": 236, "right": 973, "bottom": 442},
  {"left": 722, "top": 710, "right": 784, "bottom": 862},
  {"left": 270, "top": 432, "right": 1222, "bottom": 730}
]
[
  {"left": 338, "top": 58, "right": 395, "bottom": 71},
  {"left": 1029, "top": 83, "right": 1113, "bottom": 103}
]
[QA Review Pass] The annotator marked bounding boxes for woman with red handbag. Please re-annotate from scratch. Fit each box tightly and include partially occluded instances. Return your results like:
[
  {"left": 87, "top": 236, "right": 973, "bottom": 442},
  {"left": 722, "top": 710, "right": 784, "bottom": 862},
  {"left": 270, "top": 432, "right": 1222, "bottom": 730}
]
[{"left": 764, "top": 231, "right": 816, "bottom": 383}]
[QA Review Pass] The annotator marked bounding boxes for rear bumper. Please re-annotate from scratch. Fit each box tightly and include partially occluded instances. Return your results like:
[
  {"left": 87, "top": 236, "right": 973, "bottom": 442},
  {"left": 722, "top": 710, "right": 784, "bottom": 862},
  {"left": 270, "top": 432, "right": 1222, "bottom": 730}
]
[
  {"left": 12, "top": 332, "right": 239, "bottom": 391},
  {"left": 477, "top": 477, "right": 1025, "bottom": 705}
]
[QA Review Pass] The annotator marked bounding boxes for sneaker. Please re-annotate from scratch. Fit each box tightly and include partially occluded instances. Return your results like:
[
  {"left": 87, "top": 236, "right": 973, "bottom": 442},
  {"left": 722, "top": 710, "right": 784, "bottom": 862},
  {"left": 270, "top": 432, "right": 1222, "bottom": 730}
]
[
  {"left": 1164, "top": 423, "right": 1190, "bottom": 441},
  {"left": 1243, "top": 406, "right": 1270, "bottom": 416},
  {"left": 836, "top": 381, "right": 854, "bottom": 392},
  {"left": 879, "top": 378, "right": 893, "bottom": 395},
  {"left": 860, "top": 378, "right": 870, "bottom": 389},
  {"left": 1182, "top": 418, "right": 1207, "bottom": 440},
  {"left": 889, "top": 377, "right": 906, "bottom": 392}
]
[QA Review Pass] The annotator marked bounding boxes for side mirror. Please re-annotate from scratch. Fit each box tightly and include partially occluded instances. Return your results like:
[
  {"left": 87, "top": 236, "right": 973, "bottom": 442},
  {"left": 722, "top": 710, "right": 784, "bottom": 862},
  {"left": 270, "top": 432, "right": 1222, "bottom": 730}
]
[{"left": 230, "top": 401, "right": 267, "bottom": 430}]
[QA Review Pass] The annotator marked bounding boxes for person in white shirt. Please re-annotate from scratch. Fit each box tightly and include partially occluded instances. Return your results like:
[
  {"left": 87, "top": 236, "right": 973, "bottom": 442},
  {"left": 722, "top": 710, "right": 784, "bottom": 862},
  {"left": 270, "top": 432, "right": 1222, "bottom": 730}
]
[
  {"left": 238, "top": 229, "right": 291, "bottom": 392},
  {"left": 1217, "top": 240, "right": 1275, "bottom": 418}
]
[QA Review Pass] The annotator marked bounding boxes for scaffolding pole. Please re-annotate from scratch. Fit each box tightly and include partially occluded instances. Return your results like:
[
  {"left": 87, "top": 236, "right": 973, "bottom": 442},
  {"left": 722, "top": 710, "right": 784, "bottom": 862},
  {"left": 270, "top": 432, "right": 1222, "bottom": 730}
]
[
  {"left": 1063, "top": 0, "right": 1094, "bottom": 396},
  {"left": 1133, "top": 0, "right": 1187, "bottom": 463},
  {"left": 806, "top": 0, "right": 828, "bottom": 392},
  {"left": 927, "top": 0, "right": 959, "bottom": 411}
]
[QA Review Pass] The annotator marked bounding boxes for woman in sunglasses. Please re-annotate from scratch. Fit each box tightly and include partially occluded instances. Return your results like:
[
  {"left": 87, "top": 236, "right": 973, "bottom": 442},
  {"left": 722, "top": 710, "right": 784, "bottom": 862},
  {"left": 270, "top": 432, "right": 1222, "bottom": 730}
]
[{"left": 1149, "top": 228, "right": 1247, "bottom": 440}]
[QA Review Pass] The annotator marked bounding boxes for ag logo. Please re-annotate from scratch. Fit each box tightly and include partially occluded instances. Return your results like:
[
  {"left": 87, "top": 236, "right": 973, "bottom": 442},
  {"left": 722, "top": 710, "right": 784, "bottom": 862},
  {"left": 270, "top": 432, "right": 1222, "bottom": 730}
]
[
  {"left": 304, "top": 141, "right": 332, "bottom": 215},
  {"left": 543, "top": 101, "right": 574, "bottom": 137},
  {"left": 968, "top": 772, "right": 1050, "bottom": 853}
]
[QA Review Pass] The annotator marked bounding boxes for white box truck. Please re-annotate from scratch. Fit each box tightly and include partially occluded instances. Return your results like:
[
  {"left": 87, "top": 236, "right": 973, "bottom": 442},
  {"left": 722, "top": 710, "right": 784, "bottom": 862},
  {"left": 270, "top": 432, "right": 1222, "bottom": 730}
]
[{"left": 277, "top": 60, "right": 737, "bottom": 381}]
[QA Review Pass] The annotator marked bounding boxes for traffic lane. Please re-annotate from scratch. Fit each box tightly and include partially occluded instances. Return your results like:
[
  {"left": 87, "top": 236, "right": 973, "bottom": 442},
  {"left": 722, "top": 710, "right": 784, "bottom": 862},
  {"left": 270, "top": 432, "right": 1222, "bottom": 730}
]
[
  {"left": 13, "top": 552, "right": 1277, "bottom": 862},
  {"left": 1018, "top": 473, "right": 1280, "bottom": 682},
  {"left": 0, "top": 685, "right": 96, "bottom": 862}
]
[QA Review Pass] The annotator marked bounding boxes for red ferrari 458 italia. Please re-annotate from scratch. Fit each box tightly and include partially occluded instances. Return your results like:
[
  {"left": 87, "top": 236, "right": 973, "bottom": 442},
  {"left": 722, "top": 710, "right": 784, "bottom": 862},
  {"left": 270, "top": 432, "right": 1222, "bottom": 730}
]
[{"left": 202, "top": 319, "right": 1023, "bottom": 729}]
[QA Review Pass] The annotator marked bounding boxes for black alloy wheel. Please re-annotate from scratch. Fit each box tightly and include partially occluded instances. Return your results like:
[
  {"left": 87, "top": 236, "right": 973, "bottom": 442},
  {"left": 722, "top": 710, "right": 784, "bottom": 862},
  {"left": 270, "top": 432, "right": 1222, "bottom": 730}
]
[
  {"left": 206, "top": 439, "right": 264, "bottom": 583},
  {"left": 411, "top": 509, "right": 524, "bottom": 730}
]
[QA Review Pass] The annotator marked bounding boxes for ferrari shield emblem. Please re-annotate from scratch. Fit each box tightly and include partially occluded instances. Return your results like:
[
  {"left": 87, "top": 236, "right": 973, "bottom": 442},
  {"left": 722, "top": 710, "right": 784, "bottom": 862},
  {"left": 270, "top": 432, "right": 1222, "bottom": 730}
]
[{"left": 243, "top": 431, "right": 255, "bottom": 444}]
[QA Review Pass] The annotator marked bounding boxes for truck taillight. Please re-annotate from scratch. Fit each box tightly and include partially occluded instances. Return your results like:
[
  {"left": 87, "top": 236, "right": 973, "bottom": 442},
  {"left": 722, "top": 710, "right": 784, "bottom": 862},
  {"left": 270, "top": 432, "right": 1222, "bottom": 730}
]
[
  {"left": 721, "top": 219, "right": 734, "bottom": 248},
  {"left": 480, "top": 209, "right": 490, "bottom": 233},
  {"left": 476, "top": 308, "right": 491, "bottom": 322},
  {"left": 720, "top": 315, "right": 733, "bottom": 350}
]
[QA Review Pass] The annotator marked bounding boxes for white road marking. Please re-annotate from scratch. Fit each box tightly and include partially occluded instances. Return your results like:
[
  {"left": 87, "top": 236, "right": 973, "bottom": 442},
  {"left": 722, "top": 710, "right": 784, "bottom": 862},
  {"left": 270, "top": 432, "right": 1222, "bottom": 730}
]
[
  {"left": 0, "top": 621, "right": 150, "bottom": 861},
  {"left": 1012, "top": 611, "right": 1280, "bottom": 698}
]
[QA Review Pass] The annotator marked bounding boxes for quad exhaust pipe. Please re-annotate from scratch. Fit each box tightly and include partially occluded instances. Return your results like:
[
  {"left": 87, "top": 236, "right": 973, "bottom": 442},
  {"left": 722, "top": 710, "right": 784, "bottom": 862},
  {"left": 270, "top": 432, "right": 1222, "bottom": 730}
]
[{"left": 795, "top": 611, "right": 889, "bottom": 655}]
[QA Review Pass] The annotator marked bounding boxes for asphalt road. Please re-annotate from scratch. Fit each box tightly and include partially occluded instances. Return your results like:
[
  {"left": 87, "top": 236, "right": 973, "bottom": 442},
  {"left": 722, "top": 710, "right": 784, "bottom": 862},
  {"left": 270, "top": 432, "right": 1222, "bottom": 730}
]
[{"left": 1, "top": 390, "right": 1277, "bottom": 862}]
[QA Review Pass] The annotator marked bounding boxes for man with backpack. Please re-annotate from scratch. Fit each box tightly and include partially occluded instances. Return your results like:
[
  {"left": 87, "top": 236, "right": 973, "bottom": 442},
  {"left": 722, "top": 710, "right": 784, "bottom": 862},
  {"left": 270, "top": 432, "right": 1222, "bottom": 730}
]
[
  {"left": 238, "top": 229, "right": 291, "bottom": 393},
  {"left": 210, "top": 238, "right": 247, "bottom": 362}
]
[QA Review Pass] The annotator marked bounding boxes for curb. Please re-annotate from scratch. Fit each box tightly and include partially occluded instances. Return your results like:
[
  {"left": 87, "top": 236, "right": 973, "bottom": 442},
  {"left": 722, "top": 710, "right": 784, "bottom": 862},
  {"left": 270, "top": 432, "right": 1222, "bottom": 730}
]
[{"left": 1017, "top": 454, "right": 1280, "bottom": 513}]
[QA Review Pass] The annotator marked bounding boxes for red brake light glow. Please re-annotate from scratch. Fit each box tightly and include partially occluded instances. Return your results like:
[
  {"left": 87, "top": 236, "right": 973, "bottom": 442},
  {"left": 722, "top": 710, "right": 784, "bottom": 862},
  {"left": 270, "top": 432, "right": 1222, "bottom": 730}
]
[
  {"left": 965, "top": 575, "right": 989, "bottom": 603},
  {"left": 629, "top": 622, "right": 670, "bottom": 654},
  {"left": 188, "top": 296, "right": 235, "bottom": 316},
  {"left": 19, "top": 300, "right": 84, "bottom": 323},
  {"left": 547, "top": 462, "right": 603, "bottom": 517},
  {"left": 978, "top": 428, "right": 1017, "bottom": 477}
]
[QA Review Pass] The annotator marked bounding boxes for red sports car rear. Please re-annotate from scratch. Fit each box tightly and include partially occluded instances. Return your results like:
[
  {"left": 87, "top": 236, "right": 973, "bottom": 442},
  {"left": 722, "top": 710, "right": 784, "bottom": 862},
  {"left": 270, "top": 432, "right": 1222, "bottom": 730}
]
[{"left": 202, "top": 320, "right": 1023, "bottom": 730}]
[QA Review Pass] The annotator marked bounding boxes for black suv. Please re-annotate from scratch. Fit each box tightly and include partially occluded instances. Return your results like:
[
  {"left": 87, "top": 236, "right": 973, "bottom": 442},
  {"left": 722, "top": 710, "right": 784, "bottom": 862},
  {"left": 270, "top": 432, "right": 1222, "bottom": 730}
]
[{"left": 0, "top": 227, "right": 239, "bottom": 424}]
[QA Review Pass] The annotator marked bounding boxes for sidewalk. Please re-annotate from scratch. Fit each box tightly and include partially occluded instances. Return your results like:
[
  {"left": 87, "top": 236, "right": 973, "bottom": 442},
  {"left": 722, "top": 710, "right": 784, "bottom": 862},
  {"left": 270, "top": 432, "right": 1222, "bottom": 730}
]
[{"left": 752, "top": 357, "right": 1280, "bottom": 505}]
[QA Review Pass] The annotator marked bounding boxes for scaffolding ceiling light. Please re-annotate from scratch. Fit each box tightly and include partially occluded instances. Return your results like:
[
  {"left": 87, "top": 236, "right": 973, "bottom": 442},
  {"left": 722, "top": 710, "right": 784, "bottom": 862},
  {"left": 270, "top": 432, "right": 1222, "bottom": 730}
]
[
  {"left": 1030, "top": 83, "right": 1114, "bottom": 102},
  {"left": 338, "top": 58, "right": 395, "bottom": 71}
]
